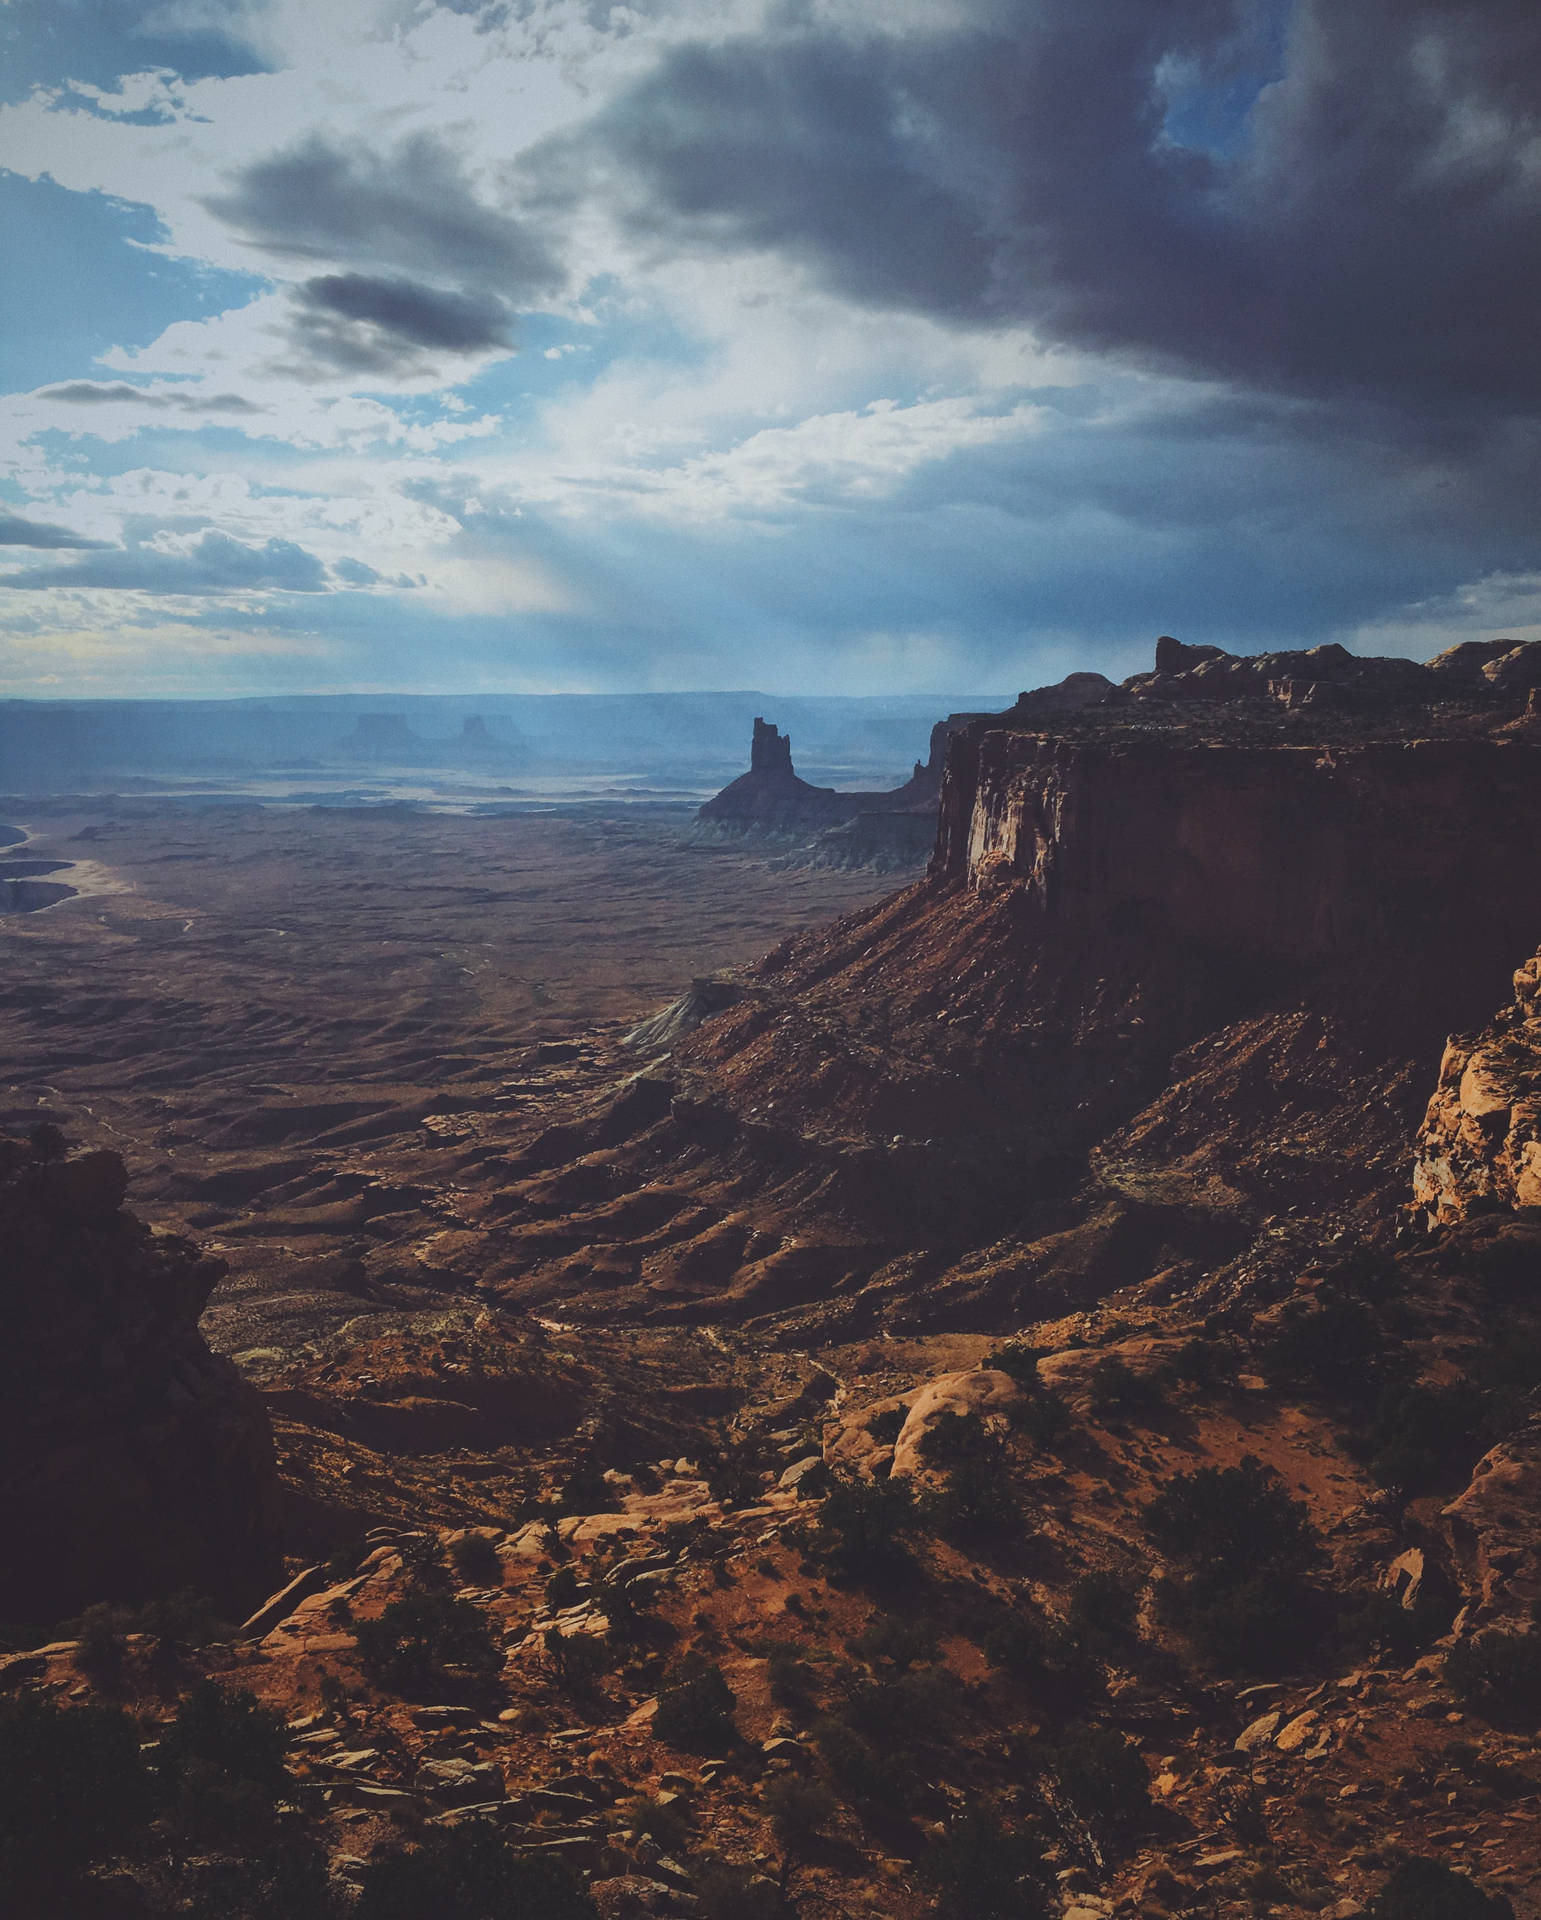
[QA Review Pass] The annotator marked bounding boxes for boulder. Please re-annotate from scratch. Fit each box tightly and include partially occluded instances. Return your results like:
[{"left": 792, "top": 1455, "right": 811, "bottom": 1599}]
[{"left": 889, "top": 1369, "right": 1021, "bottom": 1477}]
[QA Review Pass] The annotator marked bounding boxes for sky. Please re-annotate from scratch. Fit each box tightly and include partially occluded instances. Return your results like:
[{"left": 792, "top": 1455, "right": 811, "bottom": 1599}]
[{"left": 1, "top": 0, "right": 1539, "bottom": 698}]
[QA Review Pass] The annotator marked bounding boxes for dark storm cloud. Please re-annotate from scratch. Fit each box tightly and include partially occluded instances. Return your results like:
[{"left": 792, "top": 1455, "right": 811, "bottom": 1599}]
[
  {"left": 37, "top": 381, "right": 266, "bottom": 413},
  {"left": 0, "top": 511, "right": 110, "bottom": 549},
  {"left": 559, "top": 0, "right": 1541, "bottom": 413},
  {"left": 281, "top": 275, "right": 513, "bottom": 374},
  {"left": 2, "top": 530, "right": 329, "bottom": 592},
  {"left": 204, "top": 130, "right": 564, "bottom": 298}
]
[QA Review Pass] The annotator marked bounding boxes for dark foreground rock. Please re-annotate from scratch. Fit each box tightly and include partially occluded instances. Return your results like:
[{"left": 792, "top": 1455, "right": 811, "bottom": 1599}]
[{"left": 0, "top": 1134, "right": 280, "bottom": 1627}]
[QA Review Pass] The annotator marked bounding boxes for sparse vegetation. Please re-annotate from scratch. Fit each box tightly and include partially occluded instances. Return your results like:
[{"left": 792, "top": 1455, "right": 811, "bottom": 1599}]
[
  {"left": 761, "top": 1773, "right": 836, "bottom": 1848},
  {"left": 1366, "top": 1856, "right": 1515, "bottom": 1918},
  {"left": 448, "top": 1532, "right": 503, "bottom": 1586},
  {"left": 0, "top": 1693, "right": 151, "bottom": 1898},
  {"left": 653, "top": 1654, "right": 738, "bottom": 1749},
  {"left": 354, "top": 1591, "right": 503, "bottom": 1692},
  {"left": 355, "top": 1826, "right": 598, "bottom": 1920},
  {"left": 1445, "top": 1628, "right": 1541, "bottom": 1722},
  {"left": 921, "top": 1807, "right": 1050, "bottom": 1920},
  {"left": 1143, "top": 1456, "right": 1322, "bottom": 1670},
  {"left": 809, "top": 1472, "right": 923, "bottom": 1580}
]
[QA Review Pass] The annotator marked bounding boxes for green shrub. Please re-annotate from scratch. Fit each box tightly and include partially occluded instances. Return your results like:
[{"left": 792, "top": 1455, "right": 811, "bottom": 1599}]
[
  {"left": 557, "top": 1459, "right": 612, "bottom": 1517},
  {"left": 356, "top": 1826, "right": 598, "bottom": 1920},
  {"left": 694, "top": 1858, "right": 784, "bottom": 1920},
  {"left": 867, "top": 1405, "right": 909, "bottom": 1445},
  {"left": 1262, "top": 1294, "right": 1390, "bottom": 1403},
  {"left": 545, "top": 1565, "right": 583, "bottom": 1609},
  {"left": 1143, "top": 1456, "right": 1319, "bottom": 1589},
  {"left": 766, "top": 1646, "right": 819, "bottom": 1710},
  {"left": 1067, "top": 1572, "right": 1139, "bottom": 1650},
  {"left": 397, "top": 1535, "right": 454, "bottom": 1592},
  {"left": 917, "top": 1409, "right": 997, "bottom": 1469},
  {"left": 354, "top": 1592, "right": 502, "bottom": 1692},
  {"left": 624, "top": 1790, "right": 688, "bottom": 1850},
  {"left": 920, "top": 1807, "right": 1050, "bottom": 1920},
  {"left": 1366, "top": 1857, "right": 1514, "bottom": 1919},
  {"left": 544, "top": 1627, "right": 612, "bottom": 1690},
  {"left": 1085, "top": 1356, "right": 1163, "bottom": 1413},
  {"left": 73, "top": 1601, "right": 130, "bottom": 1680},
  {"left": 0, "top": 1694, "right": 151, "bottom": 1894},
  {"left": 325, "top": 1537, "right": 369, "bottom": 1582},
  {"left": 976, "top": 1603, "right": 1101, "bottom": 1707},
  {"left": 449, "top": 1533, "right": 503, "bottom": 1586},
  {"left": 182, "top": 1834, "right": 338, "bottom": 1920},
  {"left": 982, "top": 1344, "right": 1047, "bottom": 1389},
  {"left": 1042, "top": 1724, "right": 1148, "bottom": 1837},
  {"left": 810, "top": 1474, "right": 923, "bottom": 1580},
  {"left": 654, "top": 1655, "right": 737, "bottom": 1750},
  {"left": 850, "top": 1611, "right": 939, "bottom": 1670},
  {"left": 927, "top": 1455, "right": 1022, "bottom": 1544},
  {"left": 160, "top": 1681, "right": 290, "bottom": 1796},
  {"left": 1445, "top": 1630, "right": 1541, "bottom": 1722},
  {"left": 1339, "top": 1590, "right": 1449, "bottom": 1664},
  {"left": 761, "top": 1774, "right": 836, "bottom": 1849},
  {"left": 134, "top": 1588, "right": 233, "bottom": 1649},
  {"left": 1009, "top": 1388, "right": 1074, "bottom": 1449},
  {"left": 1369, "top": 1380, "right": 1494, "bottom": 1492},
  {"left": 811, "top": 1713, "right": 910, "bottom": 1812},
  {"left": 702, "top": 1441, "right": 774, "bottom": 1507},
  {"left": 1163, "top": 1337, "right": 1237, "bottom": 1391}
]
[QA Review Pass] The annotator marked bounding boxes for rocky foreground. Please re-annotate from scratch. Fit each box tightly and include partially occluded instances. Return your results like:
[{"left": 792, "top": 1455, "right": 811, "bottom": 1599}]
[{"left": 7, "top": 638, "right": 1541, "bottom": 1919}]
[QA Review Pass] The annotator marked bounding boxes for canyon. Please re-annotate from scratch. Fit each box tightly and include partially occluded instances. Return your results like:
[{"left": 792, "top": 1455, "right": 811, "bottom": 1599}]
[{"left": 5, "top": 642, "right": 1541, "bottom": 1920}]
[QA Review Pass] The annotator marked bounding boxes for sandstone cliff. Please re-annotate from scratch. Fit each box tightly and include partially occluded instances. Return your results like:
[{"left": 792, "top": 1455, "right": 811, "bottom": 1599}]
[{"left": 0, "top": 1134, "right": 280, "bottom": 1627}]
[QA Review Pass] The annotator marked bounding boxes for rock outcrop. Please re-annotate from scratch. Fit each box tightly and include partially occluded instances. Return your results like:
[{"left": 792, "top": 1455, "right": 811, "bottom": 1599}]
[
  {"left": 1415, "top": 950, "right": 1541, "bottom": 1224},
  {"left": 696, "top": 717, "right": 933, "bottom": 838},
  {"left": 0, "top": 1134, "right": 280, "bottom": 1627}
]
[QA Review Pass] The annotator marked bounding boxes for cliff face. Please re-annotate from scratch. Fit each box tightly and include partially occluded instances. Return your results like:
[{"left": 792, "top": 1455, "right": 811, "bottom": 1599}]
[
  {"left": 0, "top": 1137, "right": 280, "bottom": 1627},
  {"left": 1414, "top": 948, "right": 1541, "bottom": 1224}
]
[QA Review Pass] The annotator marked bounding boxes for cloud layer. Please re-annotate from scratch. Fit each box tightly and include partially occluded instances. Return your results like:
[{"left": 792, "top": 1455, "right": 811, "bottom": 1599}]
[{"left": 0, "top": 0, "right": 1538, "bottom": 696}]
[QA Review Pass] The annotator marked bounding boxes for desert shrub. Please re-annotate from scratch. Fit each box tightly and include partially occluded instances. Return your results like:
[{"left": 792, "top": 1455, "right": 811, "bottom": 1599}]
[
  {"left": 1042, "top": 1724, "right": 1148, "bottom": 1838},
  {"left": 918, "top": 1409, "right": 997, "bottom": 1469},
  {"left": 694, "top": 1858, "right": 784, "bottom": 1920},
  {"left": 1163, "top": 1337, "right": 1238, "bottom": 1391},
  {"left": 545, "top": 1565, "right": 583, "bottom": 1609},
  {"left": 1262, "top": 1294, "right": 1390, "bottom": 1403},
  {"left": 1085, "top": 1356, "right": 1163, "bottom": 1413},
  {"left": 182, "top": 1835, "right": 338, "bottom": 1920},
  {"left": 325, "top": 1536, "right": 369, "bottom": 1581},
  {"left": 545, "top": 1627, "right": 612, "bottom": 1689},
  {"left": 0, "top": 1693, "right": 151, "bottom": 1894},
  {"left": 762, "top": 1774, "right": 836, "bottom": 1849},
  {"left": 1143, "top": 1456, "right": 1319, "bottom": 1588},
  {"left": 1338, "top": 1590, "right": 1449, "bottom": 1664},
  {"left": 842, "top": 1664, "right": 963, "bottom": 1746},
  {"left": 1368, "top": 1380, "right": 1495, "bottom": 1492},
  {"left": 654, "top": 1655, "right": 737, "bottom": 1750},
  {"left": 135, "top": 1588, "right": 234, "bottom": 1649},
  {"left": 1366, "top": 1857, "right": 1514, "bottom": 1919},
  {"left": 354, "top": 1592, "right": 502, "bottom": 1692},
  {"left": 976, "top": 1601, "right": 1101, "bottom": 1707},
  {"left": 624, "top": 1790, "right": 689, "bottom": 1850},
  {"left": 73, "top": 1601, "right": 130, "bottom": 1680},
  {"left": 1009, "top": 1386, "right": 1074, "bottom": 1449},
  {"left": 983, "top": 1344, "right": 1047, "bottom": 1388},
  {"left": 557, "top": 1458, "right": 612, "bottom": 1516},
  {"left": 850, "top": 1611, "right": 939, "bottom": 1670},
  {"left": 927, "top": 1454, "right": 1023, "bottom": 1544},
  {"left": 598, "top": 1574, "right": 657, "bottom": 1644},
  {"left": 811, "top": 1712, "right": 911, "bottom": 1812},
  {"left": 160, "top": 1681, "right": 290, "bottom": 1795},
  {"left": 27, "top": 1121, "right": 67, "bottom": 1162},
  {"left": 397, "top": 1535, "right": 454, "bottom": 1592},
  {"left": 1067, "top": 1572, "right": 1140, "bottom": 1650},
  {"left": 920, "top": 1807, "right": 1050, "bottom": 1920},
  {"left": 867, "top": 1405, "right": 909, "bottom": 1445},
  {"left": 702, "top": 1440, "right": 774, "bottom": 1507},
  {"left": 449, "top": 1533, "right": 503, "bottom": 1586},
  {"left": 809, "top": 1473, "right": 923, "bottom": 1580},
  {"left": 356, "top": 1826, "right": 597, "bottom": 1920},
  {"left": 1445, "top": 1630, "right": 1541, "bottom": 1722},
  {"left": 766, "top": 1645, "right": 820, "bottom": 1710}
]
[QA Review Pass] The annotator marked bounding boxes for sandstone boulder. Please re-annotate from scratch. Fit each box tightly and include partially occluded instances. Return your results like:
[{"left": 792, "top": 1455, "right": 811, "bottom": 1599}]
[
  {"left": 1442, "top": 1415, "right": 1541, "bottom": 1626},
  {"left": 889, "top": 1368, "right": 1020, "bottom": 1477}
]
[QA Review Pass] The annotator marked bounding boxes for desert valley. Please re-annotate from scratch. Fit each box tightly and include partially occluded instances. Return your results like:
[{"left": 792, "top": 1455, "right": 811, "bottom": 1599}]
[{"left": 4, "top": 640, "right": 1541, "bottom": 1920}]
